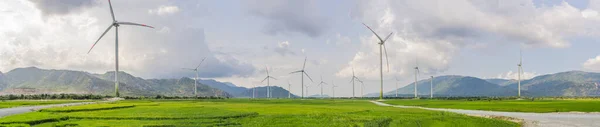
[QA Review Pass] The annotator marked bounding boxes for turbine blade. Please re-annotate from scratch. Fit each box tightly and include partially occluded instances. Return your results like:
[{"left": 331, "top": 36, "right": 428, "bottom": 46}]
[
  {"left": 270, "top": 76, "right": 278, "bottom": 80},
  {"left": 195, "top": 57, "right": 206, "bottom": 69},
  {"left": 108, "top": 0, "right": 115, "bottom": 21},
  {"left": 304, "top": 72, "right": 314, "bottom": 82},
  {"left": 117, "top": 21, "right": 154, "bottom": 29},
  {"left": 265, "top": 66, "right": 269, "bottom": 76},
  {"left": 261, "top": 77, "right": 268, "bottom": 83},
  {"left": 88, "top": 25, "right": 114, "bottom": 54},
  {"left": 382, "top": 32, "right": 393, "bottom": 43},
  {"left": 303, "top": 57, "right": 307, "bottom": 69},
  {"left": 383, "top": 44, "right": 390, "bottom": 72},
  {"left": 350, "top": 77, "right": 355, "bottom": 83},
  {"left": 362, "top": 23, "right": 384, "bottom": 42},
  {"left": 290, "top": 70, "right": 303, "bottom": 74},
  {"left": 520, "top": 49, "right": 523, "bottom": 65}
]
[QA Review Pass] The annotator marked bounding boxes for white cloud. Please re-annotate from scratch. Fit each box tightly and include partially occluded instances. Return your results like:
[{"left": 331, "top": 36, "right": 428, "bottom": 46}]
[
  {"left": 583, "top": 55, "right": 600, "bottom": 71},
  {"left": 0, "top": 1, "right": 254, "bottom": 79},
  {"left": 496, "top": 71, "right": 538, "bottom": 80},
  {"left": 148, "top": 5, "right": 180, "bottom": 16},
  {"left": 274, "top": 41, "right": 295, "bottom": 56},
  {"left": 338, "top": 0, "right": 600, "bottom": 80}
]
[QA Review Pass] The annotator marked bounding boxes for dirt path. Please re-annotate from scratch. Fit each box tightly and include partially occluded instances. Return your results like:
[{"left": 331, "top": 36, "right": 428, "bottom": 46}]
[{"left": 371, "top": 101, "right": 600, "bottom": 127}]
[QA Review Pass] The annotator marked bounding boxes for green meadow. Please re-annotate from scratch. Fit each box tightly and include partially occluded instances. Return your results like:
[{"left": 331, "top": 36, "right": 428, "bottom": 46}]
[
  {"left": 0, "top": 100, "right": 92, "bottom": 109},
  {"left": 383, "top": 99, "right": 600, "bottom": 113},
  {"left": 0, "top": 99, "right": 519, "bottom": 127}
]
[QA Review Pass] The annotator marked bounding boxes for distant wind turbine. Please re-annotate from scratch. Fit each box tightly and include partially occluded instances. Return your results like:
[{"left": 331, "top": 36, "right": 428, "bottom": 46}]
[
  {"left": 287, "top": 81, "right": 292, "bottom": 98},
  {"left": 182, "top": 57, "right": 206, "bottom": 96},
  {"left": 362, "top": 23, "right": 393, "bottom": 100},
  {"left": 261, "top": 66, "right": 277, "bottom": 98},
  {"left": 331, "top": 80, "right": 338, "bottom": 99},
  {"left": 87, "top": 0, "right": 154, "bottom": 97},
  {"left": 349, "top": 67, "right": 360, "bottom": 98},
  {"left": 290, "top": 57, "right": 314, "bottom": 99},
  {"left": 395, "top": 77, "right": 400, "bottom": 97},
  {"left": 356, "top": 79, "right": 364, "bottom": 98},
  {"left": 430, "top": 76, "right": 434, "bottom": 98},
  {"left": 517, "top": 49, "right": 523, "bottom": 97},
  {"left": 304, "top": 85, "right": 311, "bottom": 97},
  {"left": 252, "top": 83, "right": 256, "bottom": 99},
  {"left": 318, "top": 75, "right": 328, "bottom": 98},
  {"left": 414, "top": 59, "right": 420, "bottom": 98}
]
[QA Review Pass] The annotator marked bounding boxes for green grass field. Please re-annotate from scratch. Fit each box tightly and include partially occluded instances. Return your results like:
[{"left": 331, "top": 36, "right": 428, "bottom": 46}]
[
  {"left": 0, "top": 99, "right": 519, "bottom": 127},
  {"left": 0, "top": 100, "right": 93, "bottom": 109},
  {"left": 383, "top": 99, "right": 600, "bottom": 113}
]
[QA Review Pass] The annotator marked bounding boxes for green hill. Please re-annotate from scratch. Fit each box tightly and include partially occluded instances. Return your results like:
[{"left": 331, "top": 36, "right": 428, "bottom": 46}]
[
  {"left": 504, "top": 71, "right": 600, "bottom": 96},
  {"left": 385, "top": 75, "right": 516, "bottom": 97},
  {"left": 0, "top": 67, "right": 224, "bottom": 97}
]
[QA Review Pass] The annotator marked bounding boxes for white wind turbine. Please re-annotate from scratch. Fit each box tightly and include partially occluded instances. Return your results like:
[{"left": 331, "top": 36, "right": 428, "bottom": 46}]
[
  {"left": 304, "top": 85, "right": 311, "bottom": 98},
  {"left": 331, "top": 80, "right": 338, "bottom": 99},
  {"left": 349, "top": 67, "right": 360, "bottom": 98},
  {"left": 290, "top": 57, "right": 314, "bottom": 99},
  {"left": 287, "top": 81, "right": 292, "bottom": 98},
  {"left": 356, "top": 78, "right": 365, "bottom": 98},
  {"left": 182, "top": 57, "right": 206, "bottom": 96},
  {"left": 430, "top": 76, "right": 434, "bottom": 98},
  {"left": 318, "top": 75, "right": 328, "bottom": 98},
  {"left": 252, "top": 83, "right": 256, "bottom": 99},
  {"left": 362, "top": 23, "right": 393, "bottom": 100},
  {"left": 88, "top": 0, "right": 154, "bottom": 97},
  {"left": 395, "top": 77, "right": 400, "bottom": 97},
  {"left": 414, "top": 59, "right": 420, "bottom": 98},
  {"left": 261, "top": 66, "right": 277, "bottom": 98},
  {"left": 517, "top": 49, "right": 523, "bottom": 97}
]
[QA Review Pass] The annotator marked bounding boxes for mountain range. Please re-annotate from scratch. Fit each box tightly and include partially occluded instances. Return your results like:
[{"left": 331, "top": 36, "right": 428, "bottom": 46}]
[
  {"left": 0, "top": 67, "right": 296, "bottom": 98},
  {"left": 371, "top": 71, "right": 600, "bottom": 97},
  {"left": 2, "top": 67, "right": 599, "bottom": 97}
]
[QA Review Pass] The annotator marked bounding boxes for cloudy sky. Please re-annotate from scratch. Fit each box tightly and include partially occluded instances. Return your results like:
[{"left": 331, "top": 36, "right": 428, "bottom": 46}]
[{"left": 2, "top": 0, "right": 600, "bottom": 97}]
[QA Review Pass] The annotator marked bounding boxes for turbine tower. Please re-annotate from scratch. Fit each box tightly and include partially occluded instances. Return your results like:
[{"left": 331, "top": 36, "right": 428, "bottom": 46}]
[
  {"left": 290, "top": 57, "right": 314, "bottom": 99},
  {"left": 349, "top": 67, "right": 360, "bottom": 98},
  {"left": 414, "top": 60, "right": 420, "bottom": 98},
  {"left": 357, "top": 79, "right": 364, "bottom": 98},
  {"left": 395, "top": 77, "right": 400, "bottom": 97},
  {"left": 517, "top": 49, "right": 523, "bottom": 97},
  {"left": 304, "top": 85, "right": 311, "bottom": 98},
  {"left": 88, "top": 0, "right": 154, "bottom": 97},
  {"left": 182, "top": 57, "right": 206, "bottom": 96},
  {"left": 430, "top": 76, "right": 434, "bottom": 98},
  {"left": 287, "top": 81, "right": 292, "bottom": 98},
  {"left": 252, "top": 83, "right": 256, "bottom": 99},
  {"left": 318, "top": 75, "right": 328, "bottom": 98},
  {"left": 261, "top": 66, "right": 277, "bottom": 98},
  {"left": 331, "top": 80, "right": 338, "bottom": 99},
  {"left": 362, "top": 23, "right": 392, "bottom": 100}
]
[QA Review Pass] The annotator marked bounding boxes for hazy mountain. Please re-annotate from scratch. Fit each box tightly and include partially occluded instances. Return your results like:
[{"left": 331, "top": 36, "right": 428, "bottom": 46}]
[
  {"left": 0, "top": 67, "right": 224, "bottom": 97},
  {"left": 485, "top": 78, "right": 516, "bottom": 86},
  {"left": 238, "top": 86, "right": 297, "bottom": 98},
  {"left": 198, "top": 79, "right": 247, "bottom": 96},
  {"left": 505, "top": 71, "right": 600, "bottom": 96},
  {"left": 308, "top": 94, "right": 330, "bottom": 98},
  {"left": 384, "top": 75, "right": 517, "bottom": 97}
]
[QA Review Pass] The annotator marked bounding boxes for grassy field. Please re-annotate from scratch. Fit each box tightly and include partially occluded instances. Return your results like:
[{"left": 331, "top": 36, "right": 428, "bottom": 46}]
[
  {"left": 0, "top": 100, "right": 93, "bottom": 109},
  {"left": 383, "top": 99, "right": 600, "bottom": 113},
  {"left": 0, "top": 99, "right": 519, "bottom": 127}
]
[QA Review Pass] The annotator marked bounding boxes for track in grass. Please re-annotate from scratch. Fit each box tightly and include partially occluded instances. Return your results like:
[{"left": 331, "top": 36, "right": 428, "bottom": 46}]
[
  {"left": 0, "top": 99, "right": 519, "bottom": 127},
  {"left": 383, "top": 99, "right": 600, "bottom": 113}
]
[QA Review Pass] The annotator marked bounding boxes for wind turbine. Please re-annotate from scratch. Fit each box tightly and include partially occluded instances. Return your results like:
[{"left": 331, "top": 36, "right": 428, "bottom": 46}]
[
  {"left": 318, "top": 75, "right": 328, "bottom": 98},
  {"left": 356, "top": 79, "right": 364, "bottom": 98},
  {"left": 252, "top": 83, "right": 256, "bottom": 99},
  {"left": 430, "top": 76, "right": 434, "bottom": 98},
  {"left": 290, "top": 57, "right": 314, "bottom": 99},
  {"left": 304, "top": 85, "right": 311, "bottom": 98},
  {"left": 349, "top": 67, "right": 360, "bottom": 98},
  {"left": 362, "top": 23, "right": 393, "bottom": 100},
  {"left": 87, "top": 0, "right": 154, "bottom": 97},
  {"left": 261, "top": 66, "right": 277, "bottom": 98},
  {"left": 287, "top": 81, "right": 292, "bottom": 98},
  {"left": 331, "top": 80, "right": 338, "bottom": 99},
  {"left": 517, "top": 49, "right": 523, "bottom": 97},
  {"left": 395, "top": 77, "right": 400, "bottom": 97},
  {"left": 414, "top": 59, "right": 420, "bottom": 98},
  {"left": 182, "top": 57, "right": 206, "bottom": 96}
]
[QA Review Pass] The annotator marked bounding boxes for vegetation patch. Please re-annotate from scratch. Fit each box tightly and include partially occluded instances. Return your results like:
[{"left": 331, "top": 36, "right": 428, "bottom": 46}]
[{"left": 384, "top": 99, "right": 600, "bottom": 113}]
